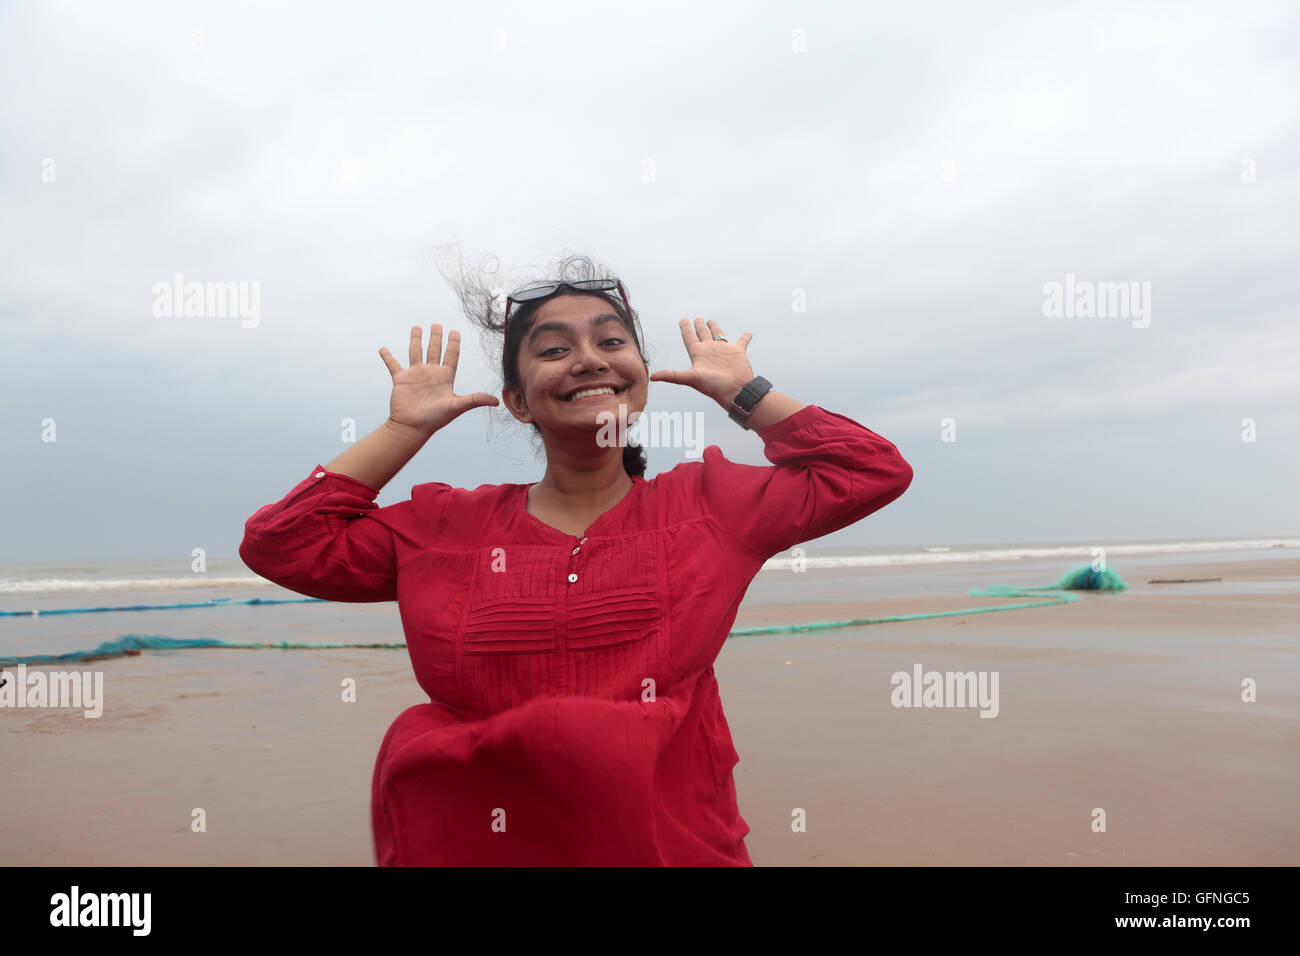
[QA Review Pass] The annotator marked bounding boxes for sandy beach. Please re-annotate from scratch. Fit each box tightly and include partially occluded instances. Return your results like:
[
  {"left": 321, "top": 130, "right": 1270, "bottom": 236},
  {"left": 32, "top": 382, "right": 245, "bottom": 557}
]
[{"left": 2, "top": 553, "right": 1297, "bottom": 866}]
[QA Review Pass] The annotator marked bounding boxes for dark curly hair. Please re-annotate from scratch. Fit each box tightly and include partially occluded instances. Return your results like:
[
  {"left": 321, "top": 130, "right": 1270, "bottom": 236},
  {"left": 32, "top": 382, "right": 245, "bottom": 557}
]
[{"left": 434, "top": 245, "right": 650, "bottom": 478}]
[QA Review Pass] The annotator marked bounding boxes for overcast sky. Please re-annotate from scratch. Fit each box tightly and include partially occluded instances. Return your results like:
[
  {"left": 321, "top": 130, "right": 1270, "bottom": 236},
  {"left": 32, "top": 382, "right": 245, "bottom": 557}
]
[{"left": 3, "top": 0, "right": 1297, "bottom": 562}]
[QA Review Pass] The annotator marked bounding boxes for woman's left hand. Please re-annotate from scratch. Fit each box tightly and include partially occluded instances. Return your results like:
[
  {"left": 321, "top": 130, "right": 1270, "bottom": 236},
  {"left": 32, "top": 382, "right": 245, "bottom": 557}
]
[{"left": 650, "top": 318, "right": 756, "bottom": 408}]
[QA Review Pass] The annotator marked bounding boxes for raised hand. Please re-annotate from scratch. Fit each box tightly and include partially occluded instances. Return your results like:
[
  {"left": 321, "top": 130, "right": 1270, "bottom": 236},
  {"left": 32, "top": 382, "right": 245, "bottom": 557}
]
[
  {"left": 380, "top": 325, "right": 499, "bottom": 436},
  {"left": 649, "top": 318, "right": 756, "bottom": 408}
]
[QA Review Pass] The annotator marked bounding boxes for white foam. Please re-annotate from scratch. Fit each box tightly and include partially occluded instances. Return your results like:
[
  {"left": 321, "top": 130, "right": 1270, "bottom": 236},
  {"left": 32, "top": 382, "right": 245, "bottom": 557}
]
[
  {"left": 0, "top": 575, "right": 276, "bottom": 596},
  {"left": 760, "top": 539, "right": 1300, "bottom": 571}
]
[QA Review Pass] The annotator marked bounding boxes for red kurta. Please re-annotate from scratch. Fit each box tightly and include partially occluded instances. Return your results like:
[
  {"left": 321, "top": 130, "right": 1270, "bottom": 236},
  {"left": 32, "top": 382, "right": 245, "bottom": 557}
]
[{"left": 239, "top": 404, "right": 913, "bottom": 865}]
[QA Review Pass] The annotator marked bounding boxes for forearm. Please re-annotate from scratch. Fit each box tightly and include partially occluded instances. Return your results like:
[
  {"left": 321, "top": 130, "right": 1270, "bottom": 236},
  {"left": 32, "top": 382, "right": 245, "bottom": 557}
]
[{"left": 324, "top": 419, "right": 434, "bottom": 492}]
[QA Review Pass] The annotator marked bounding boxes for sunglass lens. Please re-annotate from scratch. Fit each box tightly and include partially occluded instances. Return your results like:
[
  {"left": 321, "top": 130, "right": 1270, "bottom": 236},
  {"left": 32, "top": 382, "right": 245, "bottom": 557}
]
[
  {"left": 515, "top": 283, "right": 558, "bottom": 302},
  {"left": 510, "top": 279, "right": 616, "bottom": 305}
]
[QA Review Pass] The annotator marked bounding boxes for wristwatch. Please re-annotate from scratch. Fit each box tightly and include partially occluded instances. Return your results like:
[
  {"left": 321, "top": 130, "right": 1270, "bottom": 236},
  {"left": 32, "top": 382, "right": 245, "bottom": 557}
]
[{"left": 727, "top": 376, "right": 773, "bottom": 429}]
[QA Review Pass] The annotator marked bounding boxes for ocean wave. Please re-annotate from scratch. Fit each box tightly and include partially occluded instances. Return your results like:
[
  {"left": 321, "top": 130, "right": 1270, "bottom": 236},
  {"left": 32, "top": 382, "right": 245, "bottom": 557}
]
[
  {"left": 759, "top": 539, "right": 1300, "bottom": 571},
  {"left": 0, "top": 575, "right": 277, "bottom": 596},
  {"left": 2, "top": 538, "right": 1295, "bottom": 592}
]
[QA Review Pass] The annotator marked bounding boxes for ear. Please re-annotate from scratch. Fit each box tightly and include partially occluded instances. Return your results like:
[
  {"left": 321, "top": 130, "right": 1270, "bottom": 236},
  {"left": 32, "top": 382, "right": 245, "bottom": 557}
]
[{"left": 501, "top": 384, "right": 531, "bottom": 423}]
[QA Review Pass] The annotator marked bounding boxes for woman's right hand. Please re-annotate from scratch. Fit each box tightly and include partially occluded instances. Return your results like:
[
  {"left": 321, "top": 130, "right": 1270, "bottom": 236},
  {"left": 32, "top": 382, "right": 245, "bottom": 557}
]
[{"left": 380, "top": 325, "right": 499, "bottom": 436}]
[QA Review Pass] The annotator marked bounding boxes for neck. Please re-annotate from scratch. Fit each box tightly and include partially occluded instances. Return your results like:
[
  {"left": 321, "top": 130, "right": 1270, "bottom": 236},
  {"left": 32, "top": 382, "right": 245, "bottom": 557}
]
[{"left": 533, "top": 459, "right": 632, "bottom": 505}]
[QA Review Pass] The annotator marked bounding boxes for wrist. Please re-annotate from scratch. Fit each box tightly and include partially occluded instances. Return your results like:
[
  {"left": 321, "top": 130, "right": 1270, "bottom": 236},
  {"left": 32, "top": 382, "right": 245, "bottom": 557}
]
[
  {"left": 383, "top": 417, "right": 435, "bottom": 444},
  {"left": 715, "top": 377, "right": 754, "bottom": 409},
  {"left": 724, "top": 375, "right": 773, "bottom": 428}
]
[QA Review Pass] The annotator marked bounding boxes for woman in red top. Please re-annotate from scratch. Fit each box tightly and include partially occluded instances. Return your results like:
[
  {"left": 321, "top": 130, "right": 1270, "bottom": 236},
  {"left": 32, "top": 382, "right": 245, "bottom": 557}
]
[{"left": 239, "top": 263, "right": 913, "bottom": 865}]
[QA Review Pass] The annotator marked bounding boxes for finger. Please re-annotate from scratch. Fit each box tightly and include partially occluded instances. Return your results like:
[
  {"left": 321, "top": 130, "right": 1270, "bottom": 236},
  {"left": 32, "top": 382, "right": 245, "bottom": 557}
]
[
  {"left": 427, "top": 324, "right": 444, "bottom": 365},
  {"left": 379, "top": 347, "right": 402, "bottom": 377},
  {"left": 453, "top": 392, "right": 500, "bottom": 415},
  {"left": 409, "top": 326, "right": 422, "bottom": 367},
  {"left": 441, "top": 327, "right": 459, "bottom": 371},
  {"left": 693, "top": 318, "right": 710, "bottom": 343},
  {"left": 677, "top": 317, "right": 699, "bottom": 348},
  {"left": 649, "top": 369, "right": 686, "bottom": 384},
  {"left": 738, "top": 331, "right": 753, "bottom": 350},
  {"left": 706, "top": 319, "right": 726, "bottom": 340}
]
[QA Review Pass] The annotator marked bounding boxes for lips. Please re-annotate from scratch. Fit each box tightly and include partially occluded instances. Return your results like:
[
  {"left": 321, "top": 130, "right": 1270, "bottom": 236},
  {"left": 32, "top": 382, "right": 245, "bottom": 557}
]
[{"left": 559, "top": 384, "right": 628, "bottom": 402}]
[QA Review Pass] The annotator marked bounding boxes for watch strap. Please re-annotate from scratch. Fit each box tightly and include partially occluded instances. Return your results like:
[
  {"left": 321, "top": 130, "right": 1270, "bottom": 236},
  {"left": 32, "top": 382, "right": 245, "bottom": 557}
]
[{"left": 728, "top": 376, "right": 773, "bottom": 429}]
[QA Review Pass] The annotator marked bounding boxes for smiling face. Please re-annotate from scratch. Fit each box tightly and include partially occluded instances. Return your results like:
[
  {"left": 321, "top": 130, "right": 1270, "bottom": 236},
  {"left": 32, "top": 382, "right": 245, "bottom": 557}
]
[{"left": 504, "top": 293, "right": 649, "bottom": 434}]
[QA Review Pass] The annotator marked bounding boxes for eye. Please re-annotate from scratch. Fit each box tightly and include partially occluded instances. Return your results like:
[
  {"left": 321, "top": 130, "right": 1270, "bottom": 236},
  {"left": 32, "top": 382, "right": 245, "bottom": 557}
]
[{"left": 540, "top": 338, "right": 625, "bottom": 356}]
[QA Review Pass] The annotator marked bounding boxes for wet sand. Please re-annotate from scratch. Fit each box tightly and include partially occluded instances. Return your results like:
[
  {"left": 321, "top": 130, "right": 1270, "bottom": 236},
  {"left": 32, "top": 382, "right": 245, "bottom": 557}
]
[{"left": 2, "top": 556, "right": 1297, "bottom": 865}]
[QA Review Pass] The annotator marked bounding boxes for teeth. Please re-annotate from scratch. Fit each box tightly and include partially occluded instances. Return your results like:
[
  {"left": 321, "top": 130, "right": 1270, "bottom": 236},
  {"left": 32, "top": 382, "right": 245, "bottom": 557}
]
[{"left": 565, "top": 386, "right": 618, "bottom": 401}]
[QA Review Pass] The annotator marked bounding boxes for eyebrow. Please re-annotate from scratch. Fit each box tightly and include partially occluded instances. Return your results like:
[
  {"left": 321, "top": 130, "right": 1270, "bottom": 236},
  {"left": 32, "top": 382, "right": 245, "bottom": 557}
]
[{"left": 527, "top": 313, "right": 623, "bottom": 345}]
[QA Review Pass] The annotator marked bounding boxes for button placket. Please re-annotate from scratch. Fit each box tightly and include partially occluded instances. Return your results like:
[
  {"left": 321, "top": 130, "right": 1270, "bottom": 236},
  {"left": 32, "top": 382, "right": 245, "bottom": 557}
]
[{"left": 566, "top": 536, "right": 589, "bottom": 584}]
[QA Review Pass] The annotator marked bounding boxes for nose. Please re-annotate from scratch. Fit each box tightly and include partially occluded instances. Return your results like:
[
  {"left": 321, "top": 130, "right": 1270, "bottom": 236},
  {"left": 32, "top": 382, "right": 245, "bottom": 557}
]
[{"left": 569, "top": 340, "right": 610, "bottom": 373}]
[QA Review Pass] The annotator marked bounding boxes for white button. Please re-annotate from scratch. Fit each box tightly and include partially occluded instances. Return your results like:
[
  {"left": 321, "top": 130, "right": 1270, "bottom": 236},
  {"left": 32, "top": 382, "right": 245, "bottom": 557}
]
[
  {"left": 580, "top": 537, "right": 588, "bottom": 543},
  {"left": 567, "top": 573, "right": 578, "bottom": 583},
  {"left": 315, "top": 472, "right": 325, "bottom": 478},
  {"left": 571, "top": 546, "right": 580, "bottom": 555}
]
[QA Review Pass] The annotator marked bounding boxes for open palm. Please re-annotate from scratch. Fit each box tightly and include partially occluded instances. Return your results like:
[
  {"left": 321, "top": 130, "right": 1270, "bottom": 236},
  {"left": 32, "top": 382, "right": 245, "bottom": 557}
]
[
  {"left": 380, "top": 325, "right": 499, "bottom": 435},
  {"left": 649, "top": 318, "right": 755, "bottom": 407}
]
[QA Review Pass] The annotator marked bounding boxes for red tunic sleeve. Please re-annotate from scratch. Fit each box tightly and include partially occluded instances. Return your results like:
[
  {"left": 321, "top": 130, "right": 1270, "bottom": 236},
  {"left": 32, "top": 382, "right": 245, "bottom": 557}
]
[
  {"left": 238, "top": 465, "right": 403, "bottom": 602},
  {"left": 700, "top": 404, "right": 913, "bottom": 558}
]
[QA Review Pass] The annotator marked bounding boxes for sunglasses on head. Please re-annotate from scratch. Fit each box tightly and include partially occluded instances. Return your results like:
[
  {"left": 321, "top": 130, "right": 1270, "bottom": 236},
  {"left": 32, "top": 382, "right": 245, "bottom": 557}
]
[{"left": 503, "top": 278, "right": 632, "bottom": 333}]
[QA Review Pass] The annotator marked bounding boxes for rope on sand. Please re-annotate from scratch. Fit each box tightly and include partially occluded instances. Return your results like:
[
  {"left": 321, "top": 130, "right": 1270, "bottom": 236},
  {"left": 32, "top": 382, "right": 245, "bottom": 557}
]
[
  {"left": 731, "top": 564, "right": 1127, "bottom": 636},
  {"left": 0, "top": 634, "right": 406, "bottom": 667},
  {"left": 2, "top": 565, "right": 1126, "bottom": 665},
  {"left": 0, "top": 596, "right": 322, "bottom": 618}
]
